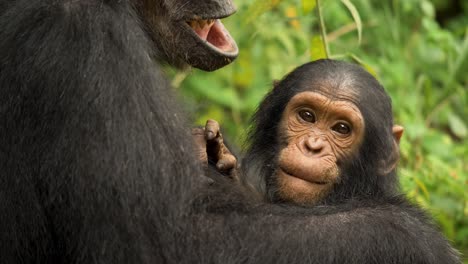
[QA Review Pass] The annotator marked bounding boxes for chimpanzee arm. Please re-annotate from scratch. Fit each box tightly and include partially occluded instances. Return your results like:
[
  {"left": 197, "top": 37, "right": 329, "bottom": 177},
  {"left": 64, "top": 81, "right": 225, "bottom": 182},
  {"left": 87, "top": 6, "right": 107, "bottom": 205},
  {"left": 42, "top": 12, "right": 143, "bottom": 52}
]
[{"left": 192, "top": 185, "right": 460, "bottom": 264}]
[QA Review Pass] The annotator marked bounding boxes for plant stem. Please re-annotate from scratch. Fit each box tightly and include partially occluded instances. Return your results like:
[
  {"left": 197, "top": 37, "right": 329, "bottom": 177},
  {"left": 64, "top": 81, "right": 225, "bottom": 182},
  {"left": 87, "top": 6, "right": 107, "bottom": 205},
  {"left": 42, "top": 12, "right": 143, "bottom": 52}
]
[{"left": 316, "top": 0, "right": 330, "bottom": 58}]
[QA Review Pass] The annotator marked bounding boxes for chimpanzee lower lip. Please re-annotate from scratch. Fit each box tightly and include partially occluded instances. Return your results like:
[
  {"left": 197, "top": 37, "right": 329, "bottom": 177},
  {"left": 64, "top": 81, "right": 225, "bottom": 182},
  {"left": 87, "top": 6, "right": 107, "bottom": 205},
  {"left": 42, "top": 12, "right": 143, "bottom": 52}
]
[
  {"left": 183, "top": 18, "right": 238, "bottom": 57},
  {"left": 279, "top": 168, "right": 328, "bottom": 185}
]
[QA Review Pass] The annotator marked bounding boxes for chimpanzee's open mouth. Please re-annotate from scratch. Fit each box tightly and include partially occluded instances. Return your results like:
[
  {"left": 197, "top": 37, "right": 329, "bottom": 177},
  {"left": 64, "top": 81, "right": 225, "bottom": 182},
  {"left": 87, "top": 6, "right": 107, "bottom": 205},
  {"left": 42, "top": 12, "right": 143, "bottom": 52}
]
[{"left": 185, "top": 18, "right": 238, "bottom": 56}]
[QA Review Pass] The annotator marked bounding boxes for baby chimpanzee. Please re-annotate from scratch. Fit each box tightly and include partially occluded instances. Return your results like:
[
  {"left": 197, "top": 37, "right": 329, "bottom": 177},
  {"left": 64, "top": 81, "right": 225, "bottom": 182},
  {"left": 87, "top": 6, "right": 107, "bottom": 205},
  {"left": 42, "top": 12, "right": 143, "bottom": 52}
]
[
  {"left": 198, "top": 59, "right": 407, "bottom": 207},
  {"left": 192, "top": 60, "right": 460, "bottom": 264}
]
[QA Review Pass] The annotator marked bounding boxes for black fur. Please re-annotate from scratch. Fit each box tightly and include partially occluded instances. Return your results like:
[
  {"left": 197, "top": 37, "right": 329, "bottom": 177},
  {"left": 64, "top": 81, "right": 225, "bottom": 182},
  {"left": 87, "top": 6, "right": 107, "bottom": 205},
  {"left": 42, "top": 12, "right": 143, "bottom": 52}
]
[
  {"left": 0, "top": 1, "right": 460, "bottom": 263},
  {"left": 242, "top": 60, "right": 460, "bottom": 262}
]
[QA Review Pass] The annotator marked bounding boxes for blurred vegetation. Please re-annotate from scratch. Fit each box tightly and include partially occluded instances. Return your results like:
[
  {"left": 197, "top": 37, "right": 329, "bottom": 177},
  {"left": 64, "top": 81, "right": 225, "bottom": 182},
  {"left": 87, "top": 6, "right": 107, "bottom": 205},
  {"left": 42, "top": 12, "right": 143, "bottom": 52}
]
[{"left": 170, "top": 0, "right": 467, "bottom": 259}]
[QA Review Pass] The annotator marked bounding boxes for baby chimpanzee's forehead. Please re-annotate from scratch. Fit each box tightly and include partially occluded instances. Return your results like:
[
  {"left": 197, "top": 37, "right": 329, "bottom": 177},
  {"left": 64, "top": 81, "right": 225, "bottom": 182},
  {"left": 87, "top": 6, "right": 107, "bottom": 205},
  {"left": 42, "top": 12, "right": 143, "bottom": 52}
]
[
  {"left": 287, "top": 91, "right": 363, "bottom": 122},
  {"left": 297, "top": 78, "right": 361, "bottom": 106}
]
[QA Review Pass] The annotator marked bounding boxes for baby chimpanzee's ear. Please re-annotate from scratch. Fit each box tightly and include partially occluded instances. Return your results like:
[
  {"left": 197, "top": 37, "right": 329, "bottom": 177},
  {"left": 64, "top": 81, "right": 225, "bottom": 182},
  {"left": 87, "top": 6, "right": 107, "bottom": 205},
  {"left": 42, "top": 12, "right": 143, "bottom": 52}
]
[
  {"left": 380, "top": 125, "right": 404, "bottom": 174},
  {"left": 392, "top": 125, "right": 404, "bottom": 145}
]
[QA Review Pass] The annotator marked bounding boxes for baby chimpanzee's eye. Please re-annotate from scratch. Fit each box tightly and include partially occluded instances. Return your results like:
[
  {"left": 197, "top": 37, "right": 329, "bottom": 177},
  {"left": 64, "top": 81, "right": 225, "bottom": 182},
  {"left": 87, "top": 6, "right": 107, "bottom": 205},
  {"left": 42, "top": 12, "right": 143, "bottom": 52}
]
[
  {"left": 332, "top": 122, "right": 351, "bottom": 135},
  {"left": 298, "top": 110, "right": 316, "bottom": 123}
]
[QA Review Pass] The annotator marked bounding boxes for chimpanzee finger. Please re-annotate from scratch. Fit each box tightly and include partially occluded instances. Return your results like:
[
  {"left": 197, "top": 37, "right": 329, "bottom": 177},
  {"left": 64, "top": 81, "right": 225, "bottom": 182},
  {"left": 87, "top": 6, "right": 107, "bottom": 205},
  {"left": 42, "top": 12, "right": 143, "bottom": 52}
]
[
  {"left": 192, "top": 127, "right": 208, "bottom": 163},
  {"left": 216, "top": 154, "right": 237, "bottom": 172},
  {"left": 205, "top": 119, "right": 220, "bottom": 141}
]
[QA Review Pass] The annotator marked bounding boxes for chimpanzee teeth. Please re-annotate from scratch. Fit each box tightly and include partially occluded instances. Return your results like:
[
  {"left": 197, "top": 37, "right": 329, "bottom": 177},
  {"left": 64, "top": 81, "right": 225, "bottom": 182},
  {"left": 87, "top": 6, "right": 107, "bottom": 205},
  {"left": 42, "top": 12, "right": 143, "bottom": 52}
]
[
  {"left": 198, "top": 20, "right": 206, "bottom": 28},
  {"left": 187, "top": 19, "right": 216, "bottom": 29}
]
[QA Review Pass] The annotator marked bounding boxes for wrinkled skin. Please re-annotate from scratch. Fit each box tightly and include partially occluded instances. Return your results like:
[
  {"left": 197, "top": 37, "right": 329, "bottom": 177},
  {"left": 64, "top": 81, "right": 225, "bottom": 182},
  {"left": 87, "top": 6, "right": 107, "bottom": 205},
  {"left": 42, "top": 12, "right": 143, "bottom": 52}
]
[{"left": 275, "top": 91, "right": 365, "bottom": 204}]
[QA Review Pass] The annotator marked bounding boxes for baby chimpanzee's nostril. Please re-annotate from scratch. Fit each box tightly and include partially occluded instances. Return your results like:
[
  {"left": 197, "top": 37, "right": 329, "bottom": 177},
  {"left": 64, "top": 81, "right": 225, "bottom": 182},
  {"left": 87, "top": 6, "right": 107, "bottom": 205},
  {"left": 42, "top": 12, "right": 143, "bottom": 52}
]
[{"left": 304, "top": 137, "right": 325, "bottom": 153}]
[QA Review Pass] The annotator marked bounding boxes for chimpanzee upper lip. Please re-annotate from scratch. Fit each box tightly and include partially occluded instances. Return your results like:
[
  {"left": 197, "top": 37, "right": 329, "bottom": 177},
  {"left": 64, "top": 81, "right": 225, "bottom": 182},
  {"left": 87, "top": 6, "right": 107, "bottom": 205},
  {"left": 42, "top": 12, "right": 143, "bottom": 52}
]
[
  {"left": 183, "top": 15, "right": 238, "bottom": 57},
  {"left": 279, "top": 168, "right": 328, "bottom": 185}
]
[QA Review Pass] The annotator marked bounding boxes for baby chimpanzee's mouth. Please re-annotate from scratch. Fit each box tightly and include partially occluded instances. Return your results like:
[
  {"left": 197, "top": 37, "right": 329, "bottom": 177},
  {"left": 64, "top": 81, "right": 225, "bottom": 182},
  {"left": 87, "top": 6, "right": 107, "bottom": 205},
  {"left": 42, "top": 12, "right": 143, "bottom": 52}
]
[
  {"left": 279, "top": 167, "right": 328, "bottom": 185},
  {"left": 186, "top": 18, "right": 238, "bottom": 55}
]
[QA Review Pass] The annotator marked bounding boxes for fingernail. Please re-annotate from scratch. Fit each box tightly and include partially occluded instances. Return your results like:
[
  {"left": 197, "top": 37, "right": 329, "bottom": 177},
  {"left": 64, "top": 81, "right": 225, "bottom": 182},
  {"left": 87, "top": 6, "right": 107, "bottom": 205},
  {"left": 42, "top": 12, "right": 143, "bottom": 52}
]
[
  {"left": 206, "top": 131, "right": 214, "bottom": 140},
  {"left": 217, "top": 163, "right": 225, "bottom": 170}
]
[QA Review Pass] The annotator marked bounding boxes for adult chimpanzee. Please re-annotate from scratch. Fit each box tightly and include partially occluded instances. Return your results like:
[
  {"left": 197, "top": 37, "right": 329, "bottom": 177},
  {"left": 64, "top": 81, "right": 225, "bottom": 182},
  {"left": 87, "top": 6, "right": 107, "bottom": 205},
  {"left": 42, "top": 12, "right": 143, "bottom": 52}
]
[
  {"left": 198, "top": 60, "right": 460, "bottom": 263},
  {"left": 1, "top": 0, "right": 239, "bottom": 263},
  {"left": 0, "top": 0, "right": 460, "bottom": 263}
]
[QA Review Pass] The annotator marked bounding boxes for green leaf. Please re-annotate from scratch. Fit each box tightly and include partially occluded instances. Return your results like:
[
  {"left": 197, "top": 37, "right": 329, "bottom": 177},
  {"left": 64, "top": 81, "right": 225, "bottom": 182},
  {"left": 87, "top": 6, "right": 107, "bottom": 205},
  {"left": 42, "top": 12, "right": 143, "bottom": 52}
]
[
  {"left": 420, "top": 0, "right": 435, "bottom": 18},
  {"left": 433, "top": 212, "right": 455, "bottom": 240},
  {"left": 422, "top": 132, "right": 454, "bottom": 160},
  {"left": 233, "top": 55, "right": 254, "bottom": 88},
  {"left": 404, "top": 122, "right": 427, "bottom": 140},
  {"left": 341, "top": 0, "right": 362, "bottom": 44},
  {"left": 448, "top": 114, "right": 468, "bottom": 138},
  {"left": 187, "top": 75, "right": 241, "bottom": 110},
  {"left": 195, "top": 106, "right": 224, "bottom": 127},
  {"left": 347, "top": 53, "right": 377, "bottom": 77},
  {"left": 302, "top": 0, "right": 316, "bottom": 14},
  {"left": 271, "top": 30, "right": 296, "bottom": 57},
  {"left": 310, "top": 35, "right": 327, "bottom": 60},
  {"left": 414, "top": 178, "right": 430, "bottom": 200},
  {"left": 244, "top": 0, "right": 283, "bottom": 25}
]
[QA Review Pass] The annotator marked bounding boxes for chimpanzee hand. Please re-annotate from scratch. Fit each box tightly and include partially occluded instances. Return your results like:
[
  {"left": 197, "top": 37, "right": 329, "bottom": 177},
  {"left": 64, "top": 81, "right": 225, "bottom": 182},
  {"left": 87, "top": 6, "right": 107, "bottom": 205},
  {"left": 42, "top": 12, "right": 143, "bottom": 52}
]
[{"left": 192, "top": 119, "right": 238, "bottom": 180}]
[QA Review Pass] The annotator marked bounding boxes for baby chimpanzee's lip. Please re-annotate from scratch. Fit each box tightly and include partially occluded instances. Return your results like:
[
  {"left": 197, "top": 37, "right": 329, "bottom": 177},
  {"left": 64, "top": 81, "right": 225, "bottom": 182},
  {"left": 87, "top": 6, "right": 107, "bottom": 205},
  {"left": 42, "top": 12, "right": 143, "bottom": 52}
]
[
  {"left": 278, "top": 168, "right": 329, "bottom": 185},
  {"left": 184, "top": 17, "right": 238, "bottom": 57}
]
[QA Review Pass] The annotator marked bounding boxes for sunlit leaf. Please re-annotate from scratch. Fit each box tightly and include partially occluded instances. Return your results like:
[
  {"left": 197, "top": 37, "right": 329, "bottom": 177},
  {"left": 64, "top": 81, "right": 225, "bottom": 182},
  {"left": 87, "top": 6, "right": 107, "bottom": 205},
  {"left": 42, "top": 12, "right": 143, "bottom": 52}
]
[
  {"left": 420, "top": 0, "right": 435, "bottom": 18},
  {"left": 310, "top": 35, "right": 327, "bottom": 60},
  {"left": 285, "top": 6, "right": 300, "bottom": 29},
  {"left": 341, "top": 0, "right": 362, "bottom": 44},
  {"left": 448, "top": 114, "right": 468, "bottom": 138},
  {"left": 302, "top": 0, "right": 316, "bottom": 14}
]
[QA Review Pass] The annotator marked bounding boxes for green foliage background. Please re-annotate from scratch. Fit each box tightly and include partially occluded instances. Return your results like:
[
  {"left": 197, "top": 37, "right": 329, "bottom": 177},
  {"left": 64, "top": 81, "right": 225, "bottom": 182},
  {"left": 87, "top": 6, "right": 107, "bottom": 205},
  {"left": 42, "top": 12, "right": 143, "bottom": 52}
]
[{"left": 172, "top": 0, "right": 468, "bottom": 259}]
